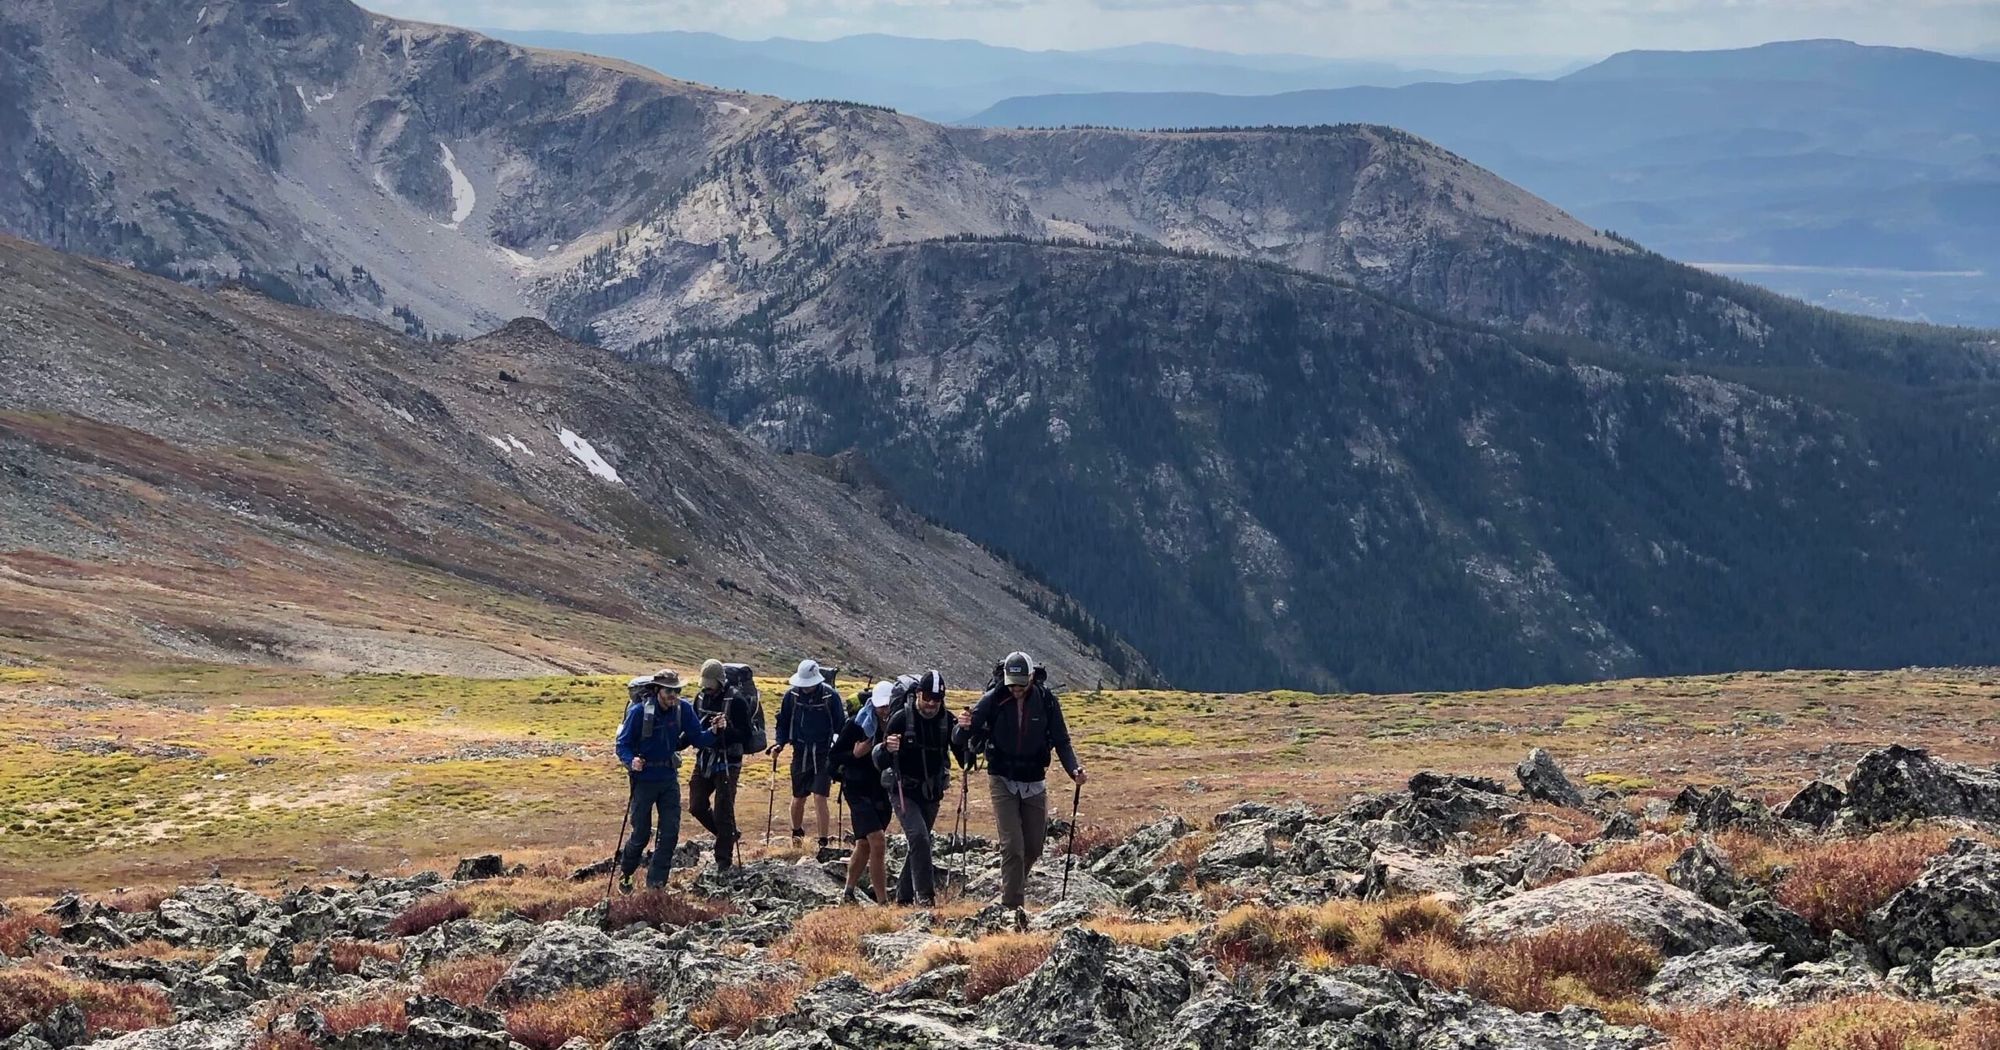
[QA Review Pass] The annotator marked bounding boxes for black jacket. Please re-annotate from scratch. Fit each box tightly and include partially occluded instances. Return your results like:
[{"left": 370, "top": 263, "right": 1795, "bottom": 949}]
[
  {"left": 777, "top": 684, "right": 846, "bottom": 751},
  {"left": 691, "top": 686, "right": 754, "bottom": 770},
  {"left": 873, "top": 704, "right": 971, "bottom": 802},
  {"left": 958, "top": 684, "right": 1079, "bottom": 783},
  {"left": 833, "top": 720, "right": 887, "bottom": 801}
]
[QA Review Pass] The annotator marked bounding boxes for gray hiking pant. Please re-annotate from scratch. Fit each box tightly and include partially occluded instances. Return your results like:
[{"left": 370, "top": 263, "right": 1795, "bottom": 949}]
[
  {"left": 894, "top": 792, "right": 943, "bottom": 905},
  {"left": 988, "top": 776, "right": 1049, "bottom": 908},
  {"left": 619, "top": 777, "right": 681, "bottom": 889}
]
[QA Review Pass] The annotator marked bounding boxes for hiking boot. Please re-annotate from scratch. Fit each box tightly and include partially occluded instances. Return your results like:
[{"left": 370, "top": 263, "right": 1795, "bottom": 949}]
[
  {"left": 916, "top": 895, "right": 937, "bottom": 908},
  {"left": 841, "top": 887, "right": 860, "bottom": 905},
  {"left": 1010, "top": 906, "right": 1028, "bottom": 931},
  {"left": 618, "top": 874, "right": 634, "bottom": 895},
  {"left": 817, "top": 836, "right": 831, "bottom": 849},
  {"left": 792, "top": 828, "right": 806, "bottom": 841}
]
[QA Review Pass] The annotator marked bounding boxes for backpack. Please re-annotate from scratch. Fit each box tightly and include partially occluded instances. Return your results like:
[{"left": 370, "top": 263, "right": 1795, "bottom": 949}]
[{"left": 725, "top": 663, "right": 769, "bottom": 753}]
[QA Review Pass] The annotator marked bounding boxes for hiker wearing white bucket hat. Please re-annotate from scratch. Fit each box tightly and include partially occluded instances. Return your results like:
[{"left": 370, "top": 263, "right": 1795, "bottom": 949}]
[{"left": 771, "top": 659, "right": 846, "bottom": 846}]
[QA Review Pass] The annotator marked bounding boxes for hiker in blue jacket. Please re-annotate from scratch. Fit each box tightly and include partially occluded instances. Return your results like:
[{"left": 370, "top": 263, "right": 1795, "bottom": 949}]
[
  {"left": 614, "top": 668, "right": 719, "bottom": 892},
  {"left": 769, "top": 659, "right": 847, "bottom": 848}
]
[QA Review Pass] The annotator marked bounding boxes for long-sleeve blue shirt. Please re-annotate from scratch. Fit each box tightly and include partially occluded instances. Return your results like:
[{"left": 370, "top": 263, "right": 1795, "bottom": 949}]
[{"left": 615, "top": 696, "right": 716, "bottom": 783}]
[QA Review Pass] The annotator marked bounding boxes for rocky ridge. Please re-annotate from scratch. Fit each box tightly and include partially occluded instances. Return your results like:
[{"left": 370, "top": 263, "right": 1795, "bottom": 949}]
[{"left": 6, "top": 744, "right": 2000, "bottom": 1049}]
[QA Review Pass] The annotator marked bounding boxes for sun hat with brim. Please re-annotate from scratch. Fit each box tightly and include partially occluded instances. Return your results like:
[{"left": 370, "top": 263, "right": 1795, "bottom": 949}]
[
  {"left": 789, "top": 659, "right": 825, "bottom": 688},
  {"left": 651, "top": 668, "right": 683, "bottom": 690}
]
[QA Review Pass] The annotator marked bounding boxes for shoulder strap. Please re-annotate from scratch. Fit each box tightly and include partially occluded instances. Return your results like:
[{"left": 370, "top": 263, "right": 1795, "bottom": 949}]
[{"left": 640, "top": 700, "right": 657, "bottom": 741}]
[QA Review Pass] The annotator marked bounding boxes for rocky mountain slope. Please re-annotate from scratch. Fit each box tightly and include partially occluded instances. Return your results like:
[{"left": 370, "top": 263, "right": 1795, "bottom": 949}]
[
  {"left": 6, "top": 744, "right": 2000, "bottom": 1048},
  {"left": 655, "top": 240, "right": 2000, "bottom": 689},
  {"left": 0, "top": 233, "right": 1126, "bottom": 682}
]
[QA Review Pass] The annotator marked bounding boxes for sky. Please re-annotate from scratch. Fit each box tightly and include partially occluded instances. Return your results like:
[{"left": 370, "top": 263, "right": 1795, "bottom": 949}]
[{"left": 363, "top": 0, "right": 2000, "bottom": 60}]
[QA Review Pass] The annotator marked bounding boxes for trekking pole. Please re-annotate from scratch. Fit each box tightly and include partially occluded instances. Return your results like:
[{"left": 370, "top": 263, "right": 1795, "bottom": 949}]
[
  {"left": 764, "top": 750, "right": 778, "bottom": 846},
  {"left": 1059, "top": 778, "right": 1083, "bottom": 901},
  {"left": 953, "top": 758, "right": 972, "bottom": 893},
  {"left": 604, "top": 772, "right": 634, "bottom": 923}
]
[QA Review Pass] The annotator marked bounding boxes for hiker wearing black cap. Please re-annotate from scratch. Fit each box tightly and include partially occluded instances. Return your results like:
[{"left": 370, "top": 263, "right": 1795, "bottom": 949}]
[
  {"left": 770, "top": 659, "right": 847, "bottom": 848},
  {"left": 875, "top": 670, "right": 969, "bottom": 906},
  {"left": 613, "top": 669, "right": 718, "bottom": 892},
  {"left": 688, "top": 659, "right": 757, "bottom": 871},
  {"left": 835, "top": 681, "right": 897, "bottom": 903},
  {"left": 956, "top": 652, "right": 1086, "bottom": 914}
]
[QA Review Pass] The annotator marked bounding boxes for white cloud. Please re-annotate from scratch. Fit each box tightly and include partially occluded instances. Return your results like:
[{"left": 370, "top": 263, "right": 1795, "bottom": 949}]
[{"left": 367, "top": 0, "right": 2000, "bottom": 58}]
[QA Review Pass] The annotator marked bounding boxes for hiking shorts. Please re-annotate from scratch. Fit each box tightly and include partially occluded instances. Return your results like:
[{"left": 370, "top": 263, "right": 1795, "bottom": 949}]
[
  {"left": 847, "top": 791, "right": 893, "bottom": 838},
  {"left": 791, "top": 765, "right": 833, "bottom": 798}
]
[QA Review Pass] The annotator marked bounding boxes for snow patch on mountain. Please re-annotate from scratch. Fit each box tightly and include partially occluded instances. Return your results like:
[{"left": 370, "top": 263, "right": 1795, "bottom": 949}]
[
  {"left": 439, "top": 144, "right": 476, "bottom": 229},
  {"left": 557, "top": 428, "right": 620, "bottom": 483}
]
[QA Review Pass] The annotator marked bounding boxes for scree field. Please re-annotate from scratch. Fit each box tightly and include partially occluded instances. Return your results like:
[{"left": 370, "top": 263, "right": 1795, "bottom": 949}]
[{"left": 2, "top": 663, "right": 1997, "bottom": 894}]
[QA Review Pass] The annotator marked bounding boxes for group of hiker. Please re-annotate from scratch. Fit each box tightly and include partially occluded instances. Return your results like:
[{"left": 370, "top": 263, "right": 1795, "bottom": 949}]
[{"left": 612, "top": 652, "right": 1087, "bottom": 912}]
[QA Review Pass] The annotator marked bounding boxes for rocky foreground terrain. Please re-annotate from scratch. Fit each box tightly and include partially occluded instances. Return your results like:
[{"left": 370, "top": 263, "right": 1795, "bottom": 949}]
[{"left": 5, "top": 743, "right": 1999, "bottom": 1049}]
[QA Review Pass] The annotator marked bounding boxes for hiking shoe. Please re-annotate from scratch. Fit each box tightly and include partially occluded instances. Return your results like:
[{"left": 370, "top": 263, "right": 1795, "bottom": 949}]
[
  {"left": 1010, "top": 907, "right": 1029, "bottom": 931},
  {"left": 916, "top": 896, "right": 937, "bottom": 908},
  {"left": 792, "top": 828, "right": 806, "bottom": 840},
  {"left": 618, "top": 874, "right": 634, "bottom": 895},
  {"left": 841, "top": 888, "right": 859, "bottom": 905},
  {"left": 817, "top": 836, "right": 831, "bottom": 849}
]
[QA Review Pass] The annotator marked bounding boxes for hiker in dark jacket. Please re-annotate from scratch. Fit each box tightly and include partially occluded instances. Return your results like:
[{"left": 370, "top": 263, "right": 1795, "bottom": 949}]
[
  {"left": 613, "top": 669, "right": 717, "bottom": 891},
  {"left": 956, "top": 652, "right": 1086, "bottom": 913},
  {"left": 836, "top": 683, "right": 896, "bottom": 903},
  {"left": 770, "top": 659, "right": 847, "bottom": 848},
  {"left": 874, "top": 670, "right": 969, "bottom": 905},
  {"left": 688, "top": 659, "right": 755, "bottom": 870}
]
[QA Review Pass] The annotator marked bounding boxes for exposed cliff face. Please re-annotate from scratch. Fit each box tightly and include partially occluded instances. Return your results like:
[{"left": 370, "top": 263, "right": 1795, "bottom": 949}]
[
  {"left": 654, "top": 241, "right": 2000, "bottom": 690},
  {"left": 0, "top": 233, "right": 1127, "bottom": 683}
]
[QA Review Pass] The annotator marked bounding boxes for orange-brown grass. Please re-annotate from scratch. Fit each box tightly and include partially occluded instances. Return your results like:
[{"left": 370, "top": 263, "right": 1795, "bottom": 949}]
[
  {"left": 293, "top": 939, "right": 404, "bottom": 974},
  {"left": 505, "top": 982, "right": 654, "bottom": 1050},
  {"left": 0, "top": 913, "right": 58, "bottom": 957},
  {"left": 1468, "top": 806, "right": 1603, "bottom": 854},
  {"left": 688, "top": 978, "right": 803, "bottom": 1035},
  {"left": 962, "top": 932, "right": 1056, "bottom": 1003},
  {"left": 0, "top": 965, "right": 173, "bottom": 1037},
  {"left": 1773, "top": 828, "right": 1962, "bottom": 936},
  {"left": 101, "top": 888, "right": 172, "bottom": 914},
  {"left": 452, "top": 879, "right": 594, "bottom": 922},
  {"left": 386, "top": 893, "right": 473, "bottom": 937},
  {"left": 1211, "top": 897, "right": 1461, "bottom": 970},
  {"left": 1064, "top": 821, "right": 1130, "bottom": 859},
  {"left": 1579, "top": 834, "right": 1693, "bottom": 879},
  {"left": 606, "top": 889, "right": 738, "bottom": 930},
  {"left": 421, "top": 954, "right": 511, "bottom": 1007},
  {"left": 770, "top": 907, "right": 909, "bottom": 982},
  {"left": 1457, "top": 925, "right": 1661, "bottom": 1015},
  {"left": 1661, "top": 998, "right": 2000, "bottom": 1050},
  {"left": 322, "top": 992, "right": 408, "bottom": 1037},
  {"left": 1085, "top": 918, "right": 1199, "bottom": 950},
  {"left": 1161, "top": 831, "right": 1214, "bottom": 880}
]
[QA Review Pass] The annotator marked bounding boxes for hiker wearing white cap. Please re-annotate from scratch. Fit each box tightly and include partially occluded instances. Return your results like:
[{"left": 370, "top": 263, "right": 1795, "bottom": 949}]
[{"left": 770, "top": 659, "right": 847, "bottom": 847}]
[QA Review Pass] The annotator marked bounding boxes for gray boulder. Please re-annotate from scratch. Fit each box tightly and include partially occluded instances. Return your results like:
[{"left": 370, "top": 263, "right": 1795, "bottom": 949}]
[
  {"left": 1844, "top": 745, "right": 2000, "bottom": 826},
  {"left": 695, "top": 859, "right": 846, "bottom": 909},
  {"left": 1516, "top": 748, "right": 1589, "bottom": 809},
  {"left": 452, "top": 855, "right": 504, "bottom": 882},
  {"left": 1665, "top": 838, "right": 1748, "bottom": 909},
  {"left": 1645, "top": 943, "right": 1783, "bottom": 1007},
  {"left": 984, "top": 926, "right": 1199, "bottom": 1050},
  {"left": 1776, "top": 932, "right": 1887, "bottom": 1003},
  {"left": 1280, "top": 822, "right": 1372, "bottom": 876},
  {"left": 1778, "top": 781, "right": 1846, "bottom": 830},
  {"left": 490, "top": 922, "right": 675, "bottom": 1001},
  {"left": 1870, "top": 838, "right": 2000, "bottom": 967},
  {"left": 154, "top": 883, "right": 283, "bottom": 947},
  {"left": 1462, "top": 872, "right": 1749, "bottom": 956},
  {"left": 1598, "top": 812, "right": 1641, "bottom": 840},
  {"left": 86, "top": 1020, "right": 255, "bottom": 1050},
  {"left": 826, "top": 1002, "right": 1041, "bottom": 1050},
  {"left": 1089, "top": 815, "right": 1192, "bottom": 887},
  {"left": 402, "top": 1018, "right": 518, "bottom": 1050},
  {"left": 1927, "top": 940, "right": 2000, "bottom": 1003},
  {"left": 1736, "top": 900, "right": 1824, "bottom": 967},
  {"left": 1362, "top": 847, "right": 1471, "bottom": 901},
  {"left": 1195, "top": 820, "right": 1274, "bottom": 880},
  {"left": 401, "top": 918, "right": 542, "bottom": 975},
  {"left": 1681, "top": 786, "right": 1775, "bottom": 832}
]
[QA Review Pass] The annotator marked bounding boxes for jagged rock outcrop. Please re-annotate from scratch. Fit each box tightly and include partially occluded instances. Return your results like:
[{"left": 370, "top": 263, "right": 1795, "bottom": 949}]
[
  {"left": 1462, "top": 873, "right": 1750, "bottom": 956},
  {"left": 1844, "top": 746, "right": 2000, "bottom": 827},
  {"left": 985, "top": 927, "right": 1199, "bottom": 1050},
  {"left": 1645, "top": 944, "right": 1783, "bottom": 1007},
  {"left": 1927, "top": 941, "right": 2000, "bottom": 1003},
  {"left": 1870, "top": 838, "right": 2000, "bottom": 967},
  {"left": 1779, "top": 781, "right": 1846, "bottom": 829},
  {"left": 490, "top": 923, "right": 678, "bottom": 1002},
  {"left": 1517, "top": 749, "right": 1590, "bottom": 809}
]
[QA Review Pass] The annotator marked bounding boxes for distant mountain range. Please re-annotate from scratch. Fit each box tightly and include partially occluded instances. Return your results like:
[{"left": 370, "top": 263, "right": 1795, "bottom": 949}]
[
  {"left": 5, "top": 1, "right": 1999, "bottom": 692},
  {"left": 479, "top": 29, "right": 1550, "bottom": 122},
  {"left": 966, "top": 39, "right": 2000, "bottom": 327}
]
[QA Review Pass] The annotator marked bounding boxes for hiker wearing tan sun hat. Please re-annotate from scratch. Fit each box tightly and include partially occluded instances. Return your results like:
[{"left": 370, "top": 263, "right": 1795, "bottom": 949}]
[{"left": 611, "top": 668, "right": 716, "bottom": 893}]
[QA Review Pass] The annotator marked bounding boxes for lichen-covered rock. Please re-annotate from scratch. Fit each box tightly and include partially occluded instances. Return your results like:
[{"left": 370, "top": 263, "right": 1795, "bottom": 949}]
[
  {"left": 154, "top": 883, "right": 283, "bottom": 947},
  {"left": 1845, "top": 746, "right": 2000, "bottom": 827},
  {"left": 1599, "top": 812, "right": 1642, "bottom": 840},
  {"left": 490, "top": 923, "right": 676, "bottom": 1002},
  {"left": 401, "top": 918, "right": 543, "bottom": 976},
  {"left": 827, "top": 1002, "right": 1040, "bottom": 1050},
  {"left": 1645, "top": 944, "right": 1783, "bottom": 1006},
  {"left": 1362, "top": 847, "right": 1470, "bottom": 901},
  {"left": 452, "top": 855, "right": 504, "bottom": 882},
  {"left": 1462, "top": 872, "right": 1749, "bottom": 956},
  {"left": 1465, "top": 832, "right": 1582, "bottom": 894},
  {"left": 1870, "top": 838, "right": 2000, "bottom": 967},
  {"left": 1927, "top": 940, "right": 2000, "bottom": 1003},
  {"left": 1666, "top": 838, "right": 1748, "bottom": 909},
  {"left": 1779, "top": 781, "right": 1846, "bottom": 830},
  {"left": 1775, "top": 932, "right": 1887, "bottom": 1004},
  {"left": 1682, "top": 786, "right": 1775, "bottom": 832},
  {"left": 1195, "top": 820, "right": 1274, "bottom": 880},
  {"left": 694, "top": 860, "right": 846, "bottom": 909},
  {"left": 1089, "top": 816, "right": 1192, "bottom": 888},
  {"left": 1736, "top": 900, "right": 1823, "bottom": 967},
  {"left": 984, "top": 926, "right": 1198, "bottom": 1049},
  {"left": 401, "top": 1018, "right": 517, "bottom": 1050},
  {"left": 87, "top": 1019, "right": 254, "bottom": 1050},
  {"left": 1280, "top": 822, "right": 1372, "bottom": 876},
  {"left": 1517, "top": 749, "right": 1589, "bottom": 809}
]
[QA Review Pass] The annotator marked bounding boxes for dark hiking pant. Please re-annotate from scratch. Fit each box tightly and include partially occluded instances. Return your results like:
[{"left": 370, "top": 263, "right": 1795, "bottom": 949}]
[
  {"left": 988, "top": 776, "right": 1049, "bottom": 908},
  {"left": 689, "top": 765, "right": 741, "bottom": 870},
  {"left": 619, "top": 777, "right": 681, "bottom": 889},
  {"left": 893, "top": 792, "right": 943, "bottom": 905}
]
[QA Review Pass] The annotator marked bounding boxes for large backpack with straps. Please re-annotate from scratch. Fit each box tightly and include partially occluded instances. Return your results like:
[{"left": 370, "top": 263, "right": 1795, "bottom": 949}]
[{"left": 724, "top": 663, "right": 770, "bottom": 753}]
